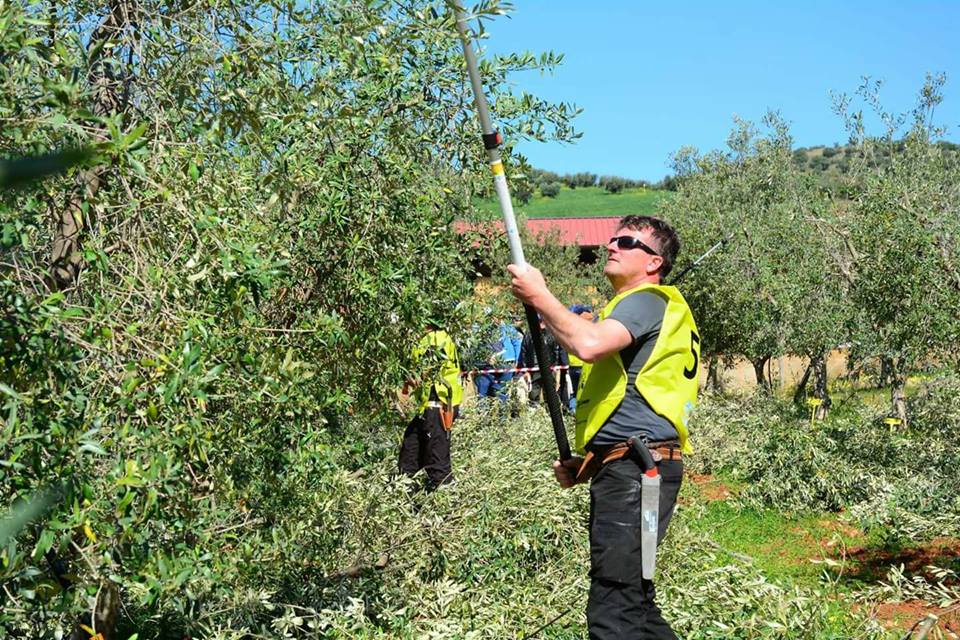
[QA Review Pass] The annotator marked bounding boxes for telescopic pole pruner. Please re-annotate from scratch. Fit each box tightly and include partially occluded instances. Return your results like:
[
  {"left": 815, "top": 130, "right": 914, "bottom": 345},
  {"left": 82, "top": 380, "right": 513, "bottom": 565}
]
[
  {"left": 667, "top": 234, "right": 733, "bottom": 285},
  {"left": 449, "top": 0, "right": 571, "bottom": 461}
]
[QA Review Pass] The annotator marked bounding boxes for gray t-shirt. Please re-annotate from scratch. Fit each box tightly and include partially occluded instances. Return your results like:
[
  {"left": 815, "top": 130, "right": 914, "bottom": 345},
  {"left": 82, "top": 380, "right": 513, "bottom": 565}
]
[{"left": 586, "top": 291, "right": 679, "bottom": 450}]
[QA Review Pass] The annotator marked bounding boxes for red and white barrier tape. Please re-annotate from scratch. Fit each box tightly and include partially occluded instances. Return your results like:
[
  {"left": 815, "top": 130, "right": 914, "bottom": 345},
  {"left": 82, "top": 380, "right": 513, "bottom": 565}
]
[{"left": 460, "top": 364, "right": 570, "bottom": 376}]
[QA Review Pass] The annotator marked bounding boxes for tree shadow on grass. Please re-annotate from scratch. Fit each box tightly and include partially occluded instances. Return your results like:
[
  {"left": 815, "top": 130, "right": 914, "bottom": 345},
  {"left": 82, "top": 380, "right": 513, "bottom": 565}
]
[{"left": 839, "top": 536, "right": 960, "bottom": 584}]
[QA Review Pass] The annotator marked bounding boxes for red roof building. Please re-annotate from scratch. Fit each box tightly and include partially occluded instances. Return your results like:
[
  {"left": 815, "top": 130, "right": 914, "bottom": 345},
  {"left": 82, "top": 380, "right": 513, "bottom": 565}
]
[
  {"left": 453, "top": 216, "right": 621, "bottom": 248},
  {"left": 453, "top": 216, "right": 621, "bottom": 275}
]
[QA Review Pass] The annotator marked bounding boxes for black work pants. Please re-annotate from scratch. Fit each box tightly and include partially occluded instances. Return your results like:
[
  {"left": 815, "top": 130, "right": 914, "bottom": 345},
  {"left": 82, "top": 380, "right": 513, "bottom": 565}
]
[
  {"left": 558, "top": 369, "right": 570, "bottom": 411},
  {"left": 397, "top": 407, "right": 456, "bottom": 490},
  {"left": 586, "top": 457, "right": 683, "bottom": 640},
  {"left": 528, "top": 375, "right": 543, "bottom": 407}
]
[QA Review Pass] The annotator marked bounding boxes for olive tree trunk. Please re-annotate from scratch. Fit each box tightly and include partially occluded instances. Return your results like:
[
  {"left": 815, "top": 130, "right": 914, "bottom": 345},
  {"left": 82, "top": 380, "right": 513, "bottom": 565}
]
[
  {"left": 751, "top": 355, "right": 772, "bottom": 392},
  {"left": 60, "top": 4, "right": 137, "bottom": 639},
  {"left": 706, "top": 356, "right": 725, "bottom": 393},
  {"left": 792, "top": 359, "right": 812, "bottom": 405},
  {"left": 49, "top": 0, "right": 135, "bottom": 291},
  {"left": 889, "top": 357, "right": 908, "bottom": 428},
  {"left": 812, "top": 350, "right": 832, "bottom": 419}
]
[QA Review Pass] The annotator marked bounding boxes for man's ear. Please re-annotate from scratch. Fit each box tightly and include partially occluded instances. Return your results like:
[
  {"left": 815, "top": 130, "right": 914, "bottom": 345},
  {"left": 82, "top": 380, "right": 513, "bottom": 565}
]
[{"left": 647, "top": 255, "right": 664, "bottom": 275}]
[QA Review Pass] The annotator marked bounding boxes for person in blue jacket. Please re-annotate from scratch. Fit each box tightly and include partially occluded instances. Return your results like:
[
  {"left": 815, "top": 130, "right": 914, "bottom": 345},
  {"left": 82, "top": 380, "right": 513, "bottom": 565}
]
[
  {"left": 492, "top": 318, "right": 522, "bottom": 402},
  {"left": 475, "top": 313, "right": 522, "bottom": 405}
]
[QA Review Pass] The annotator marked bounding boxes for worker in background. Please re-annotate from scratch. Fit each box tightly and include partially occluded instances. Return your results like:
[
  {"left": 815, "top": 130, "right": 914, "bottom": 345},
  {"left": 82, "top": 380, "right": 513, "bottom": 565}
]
[{"left": 398, "top": 321, "right": 463, "bottom": 491}]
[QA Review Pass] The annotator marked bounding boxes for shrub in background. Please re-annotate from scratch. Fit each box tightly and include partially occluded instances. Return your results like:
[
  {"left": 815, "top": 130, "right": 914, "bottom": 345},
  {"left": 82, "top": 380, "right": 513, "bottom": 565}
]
[
  {"left": 540, "top": 181, "right": 562, "bottom": 198},
  {"left": 599, "top": 175, "right": 627, "bottom": 193}
]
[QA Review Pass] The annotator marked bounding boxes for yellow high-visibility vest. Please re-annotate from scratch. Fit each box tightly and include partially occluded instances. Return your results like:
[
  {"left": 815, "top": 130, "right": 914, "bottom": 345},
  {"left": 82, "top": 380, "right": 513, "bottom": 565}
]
[
  {"left": 413, "top": 330, "right": 463, "bottom": 414},
  {"left": 574, "top": 284, "right": 700, "bottom": 454},
  {"left": 568, "top": 353, "right": 584, "bottom": 368}
]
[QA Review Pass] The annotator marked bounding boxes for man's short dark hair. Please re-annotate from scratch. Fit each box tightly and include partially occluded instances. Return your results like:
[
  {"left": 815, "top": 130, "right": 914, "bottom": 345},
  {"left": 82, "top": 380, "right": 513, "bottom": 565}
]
[{"left": 617, "top": 215, "right": 680, "bottom": 279}]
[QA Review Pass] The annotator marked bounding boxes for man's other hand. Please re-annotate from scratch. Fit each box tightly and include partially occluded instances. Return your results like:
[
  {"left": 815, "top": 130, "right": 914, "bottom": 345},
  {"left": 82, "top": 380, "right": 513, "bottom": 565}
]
[{"left": 552, "top": 456, "right": 583, "bottom": 489}]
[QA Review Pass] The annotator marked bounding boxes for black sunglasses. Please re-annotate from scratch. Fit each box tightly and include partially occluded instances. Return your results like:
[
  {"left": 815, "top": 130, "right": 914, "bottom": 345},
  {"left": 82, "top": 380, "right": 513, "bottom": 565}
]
[{"left": 608, "top": 235, "right": 660, "bottom": 255}]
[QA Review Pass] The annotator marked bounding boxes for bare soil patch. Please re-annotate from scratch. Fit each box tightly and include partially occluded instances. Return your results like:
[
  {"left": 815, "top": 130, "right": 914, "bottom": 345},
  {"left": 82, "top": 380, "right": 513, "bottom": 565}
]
[
  {"left": 815, "top": 518, "right": 863, "bottom": 539},
  {"left": 803, "top": 518, "right": 866, "bottom": 554},
  {"left": 706, "top": 350, "right": 849, "bottom": 392},
  {"left": 687, "top": 473, "right": 732, "bottom": 501},
  {"left": 870, "top": 600, "right": 960, "bottom": 634}
]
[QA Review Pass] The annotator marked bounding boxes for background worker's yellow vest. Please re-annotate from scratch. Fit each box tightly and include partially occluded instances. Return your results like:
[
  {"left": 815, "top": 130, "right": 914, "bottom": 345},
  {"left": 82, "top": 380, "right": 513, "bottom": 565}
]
[
  {"left": 413, "top": 330, "right": 464, "bottom": 414},
  {"left": 574, "top": 284, "right": 700, "bottom": 455}
]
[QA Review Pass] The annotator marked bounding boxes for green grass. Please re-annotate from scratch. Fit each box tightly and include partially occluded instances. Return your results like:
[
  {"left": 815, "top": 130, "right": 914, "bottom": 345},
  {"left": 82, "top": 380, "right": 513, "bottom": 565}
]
[
  {"left": 673, "top": 474, "right": 895, "bottom": 637},
  {"left": 682, "top": 496, "right": 866, "bottom": 586},
  {"left": 826, "top": 374, "right": 937, "bottom": 413},
  {"left": 682, "top": 472, "right": 923, "bottom": 587},
  {"left": 472, "top": 185, "right": 672, "bottom": 219}
]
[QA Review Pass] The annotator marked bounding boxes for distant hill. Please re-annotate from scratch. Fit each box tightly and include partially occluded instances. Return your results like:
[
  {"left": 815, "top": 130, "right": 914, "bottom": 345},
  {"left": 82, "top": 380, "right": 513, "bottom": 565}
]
[
  {"left": 792, "top": 140, "right": 960, "bottom": 185},
  {"left": 472, "top": 185, "right": 671, "bottom": 219},
  {"left": 471, "top": 139, "right": 960, "bottom": 219}
]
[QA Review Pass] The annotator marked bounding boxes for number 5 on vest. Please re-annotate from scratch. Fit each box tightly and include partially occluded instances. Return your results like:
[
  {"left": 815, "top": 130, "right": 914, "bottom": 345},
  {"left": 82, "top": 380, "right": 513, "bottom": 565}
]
[{"left": 683, "top": 331, "right": 700, "bottom": 380}]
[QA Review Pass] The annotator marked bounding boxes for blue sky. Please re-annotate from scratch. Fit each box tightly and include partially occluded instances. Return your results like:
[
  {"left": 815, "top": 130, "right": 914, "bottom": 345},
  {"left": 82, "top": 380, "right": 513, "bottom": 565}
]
[{"left": 483, "top": 1, "right": 960, "bottom": 181}]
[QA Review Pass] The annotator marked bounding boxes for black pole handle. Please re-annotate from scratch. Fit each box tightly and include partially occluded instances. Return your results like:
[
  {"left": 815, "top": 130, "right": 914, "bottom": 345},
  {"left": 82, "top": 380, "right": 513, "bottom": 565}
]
[{"left": 523, "top": 304, "right": 571, "bottom": 461}]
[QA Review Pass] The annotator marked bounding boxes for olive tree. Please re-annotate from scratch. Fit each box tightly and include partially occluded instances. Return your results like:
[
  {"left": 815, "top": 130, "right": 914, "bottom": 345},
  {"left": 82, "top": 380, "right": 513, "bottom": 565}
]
[
  {"left": 0, "top": 1, "right": 579, "bottom": 636},
  {"left": 833, "top": 74, "right": 960, "bottom": 425},
  {"left": 663, "top": 114, "right": 836, "bottom": 392}
]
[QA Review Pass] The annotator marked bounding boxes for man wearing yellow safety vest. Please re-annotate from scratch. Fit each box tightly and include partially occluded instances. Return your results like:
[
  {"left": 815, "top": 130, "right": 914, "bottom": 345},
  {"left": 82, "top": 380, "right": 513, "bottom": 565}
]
[
  {"left": 509, "top": 216, "right": 699, "bottom": 640},
  {"left": 398, "top": 323, "right": 463, "bottom": 491}
]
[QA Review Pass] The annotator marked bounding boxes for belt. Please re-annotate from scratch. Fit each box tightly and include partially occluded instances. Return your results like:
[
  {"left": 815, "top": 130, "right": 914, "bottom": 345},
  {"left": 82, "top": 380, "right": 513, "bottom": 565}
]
[
  {"left": 599, "top": 441, "right": 682, "bottom": 464},
  {"left": 575, "top": 440, "right": 682, "bottom": 484}
]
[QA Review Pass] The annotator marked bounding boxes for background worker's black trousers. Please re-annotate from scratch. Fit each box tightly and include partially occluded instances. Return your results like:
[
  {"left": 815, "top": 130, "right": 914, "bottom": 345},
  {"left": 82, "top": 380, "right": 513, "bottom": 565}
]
[
  {"left": 398, "top": 407, "right": 456, "bottom": 490},
  {"left": 586, "top": 457, "right": 683, "bottom": 640}
]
